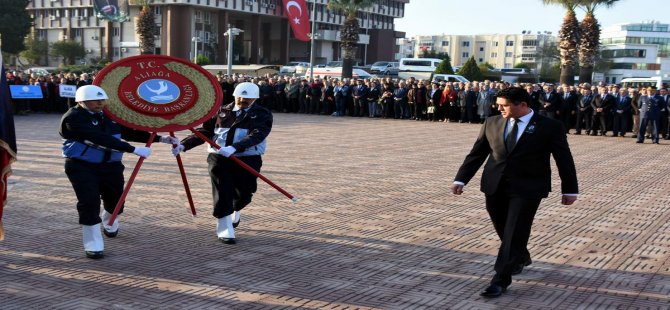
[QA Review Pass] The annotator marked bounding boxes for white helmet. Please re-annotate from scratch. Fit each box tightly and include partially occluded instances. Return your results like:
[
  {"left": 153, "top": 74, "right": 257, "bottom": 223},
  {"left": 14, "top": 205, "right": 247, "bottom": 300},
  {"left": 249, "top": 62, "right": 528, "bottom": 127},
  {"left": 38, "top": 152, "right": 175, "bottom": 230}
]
[
  {"left": 233, "top": 82, "right": 259, "bottom": 99},
  {"left": 75, "top": 85, "right": 109, "bottom": 102}
]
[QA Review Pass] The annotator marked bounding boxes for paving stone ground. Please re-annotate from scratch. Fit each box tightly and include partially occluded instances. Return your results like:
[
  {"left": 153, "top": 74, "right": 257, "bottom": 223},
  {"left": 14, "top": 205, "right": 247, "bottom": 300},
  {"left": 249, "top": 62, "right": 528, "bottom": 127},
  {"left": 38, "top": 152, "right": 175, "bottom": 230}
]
[{"left": 1, "top": 113, "right": 670, "bottom": 310}]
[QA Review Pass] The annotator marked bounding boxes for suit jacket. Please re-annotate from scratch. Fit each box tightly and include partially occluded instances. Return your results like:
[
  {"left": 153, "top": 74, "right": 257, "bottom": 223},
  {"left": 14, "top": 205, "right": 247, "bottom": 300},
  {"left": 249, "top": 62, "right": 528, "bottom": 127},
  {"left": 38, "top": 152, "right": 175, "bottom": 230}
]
[
  {"left": 639, "top": 94, "right": 666, "bottom": 119},
  {"left": 541, "top": 91, "right": 562, "bottom": 113},
  {"left": 590, "top": 93, "right": 615, "bottom": 115},
  {"left": 455, "top": 113, "right": 578, "bottom": 199}
]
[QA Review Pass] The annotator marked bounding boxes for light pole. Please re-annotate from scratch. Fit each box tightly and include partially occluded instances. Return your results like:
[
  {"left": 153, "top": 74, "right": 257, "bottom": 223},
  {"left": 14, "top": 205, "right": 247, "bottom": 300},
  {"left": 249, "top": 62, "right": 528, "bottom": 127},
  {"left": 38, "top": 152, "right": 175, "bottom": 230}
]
[
  {"left": 192, "top": 36, "right": 201, "bottom": 64},
  {"left": 224, "top": 25, "right": 244, "bottom": 77},
  {"left": 308, "top": 1, "right": 317, "bottom": 80}
]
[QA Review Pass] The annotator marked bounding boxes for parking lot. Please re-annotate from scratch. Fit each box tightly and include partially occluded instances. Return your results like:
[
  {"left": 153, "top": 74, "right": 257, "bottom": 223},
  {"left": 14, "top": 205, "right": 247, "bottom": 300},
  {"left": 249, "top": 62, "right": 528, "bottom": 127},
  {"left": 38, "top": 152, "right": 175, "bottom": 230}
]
[{"left": 1, "top": 113, "right": 669, "bottom": 309}]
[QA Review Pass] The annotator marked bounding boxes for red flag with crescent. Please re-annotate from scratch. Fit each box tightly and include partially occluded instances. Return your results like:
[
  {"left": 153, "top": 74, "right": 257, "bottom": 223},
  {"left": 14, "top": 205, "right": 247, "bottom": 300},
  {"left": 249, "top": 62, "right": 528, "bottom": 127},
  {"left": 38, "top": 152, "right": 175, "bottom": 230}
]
[{"left": 283, "top": 0, "right": 310, "bottom": 42}]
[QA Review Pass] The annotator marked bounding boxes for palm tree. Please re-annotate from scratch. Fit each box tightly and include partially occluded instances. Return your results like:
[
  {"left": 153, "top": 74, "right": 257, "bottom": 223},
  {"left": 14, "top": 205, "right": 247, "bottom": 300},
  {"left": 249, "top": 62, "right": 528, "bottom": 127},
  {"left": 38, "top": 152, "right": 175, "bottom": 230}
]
[
  {"left": 135, "top": 0, "right": 157, "bottom": 54},
  {"left": 327, "top": 0, "right": 375, "bottom": 78},
  {"left": 577, "top": 0, "right": 619, "bottom": 84},
  {"left": 543, "top": 0, "right": 580, "bottom": 85}
]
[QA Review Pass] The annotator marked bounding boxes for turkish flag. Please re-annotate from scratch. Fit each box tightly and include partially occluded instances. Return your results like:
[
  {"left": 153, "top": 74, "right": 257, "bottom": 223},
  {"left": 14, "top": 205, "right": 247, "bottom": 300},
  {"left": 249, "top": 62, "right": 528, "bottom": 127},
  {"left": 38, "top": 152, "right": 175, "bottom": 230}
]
[{"left": 282, "top": 0, "right": 310, "bottom": 42}]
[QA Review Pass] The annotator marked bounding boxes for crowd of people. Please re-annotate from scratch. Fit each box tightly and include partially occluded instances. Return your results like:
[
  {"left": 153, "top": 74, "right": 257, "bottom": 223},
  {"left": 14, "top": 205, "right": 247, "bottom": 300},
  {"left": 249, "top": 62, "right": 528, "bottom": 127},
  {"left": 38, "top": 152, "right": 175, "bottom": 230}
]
[
  {"left": 5, "top": 70, "right": 94, "bottom": 114},
  {"left": 6, "top": 68, "right": 669, "bottom": 143}
]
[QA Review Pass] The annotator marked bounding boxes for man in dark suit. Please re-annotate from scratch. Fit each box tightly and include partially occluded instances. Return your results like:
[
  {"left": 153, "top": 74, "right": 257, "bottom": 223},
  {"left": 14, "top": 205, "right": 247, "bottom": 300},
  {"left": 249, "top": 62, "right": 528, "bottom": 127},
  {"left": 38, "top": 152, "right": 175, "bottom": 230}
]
[
  {"left": 590, "top": 86, "right": 615, "bottom": 136},
  {"left": 575, "top": 87, "right": 594, "bottom": 135},
  {"left": 451, "top": 87, "right": 578, "bottom": 298},
  {"left": 540, "top": 84, "right": 561, "bottom": 119},
  {"left": 560, "top": 85, "right": 578, "bottom": 133},
  {"left": 612, "top": 88, "right": 632, "bottom": 137}
]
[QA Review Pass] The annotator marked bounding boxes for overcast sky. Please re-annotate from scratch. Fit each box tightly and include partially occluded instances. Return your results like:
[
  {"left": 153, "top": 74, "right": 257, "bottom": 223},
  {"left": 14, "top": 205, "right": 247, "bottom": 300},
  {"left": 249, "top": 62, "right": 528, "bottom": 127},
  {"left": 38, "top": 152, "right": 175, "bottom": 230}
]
[{"left": 395, "top": 0, "right": 666, "bottom": 37}]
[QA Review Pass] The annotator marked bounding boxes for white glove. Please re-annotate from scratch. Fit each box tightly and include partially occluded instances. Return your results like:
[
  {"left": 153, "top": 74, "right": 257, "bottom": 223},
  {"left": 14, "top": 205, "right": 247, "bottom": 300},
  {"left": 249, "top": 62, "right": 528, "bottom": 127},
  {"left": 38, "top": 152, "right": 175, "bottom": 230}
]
[
  {"left": 132, "top": 146, "right": 152, "bottom": 158},
  {"left": 159, "top": 135, "right": 180, "bottom": 145},
  {"left": 172, "top": 144, "right": 185, "bottom": 157},
  {"left": 217, "top": 146, "right": 237, "bottom": 157}
]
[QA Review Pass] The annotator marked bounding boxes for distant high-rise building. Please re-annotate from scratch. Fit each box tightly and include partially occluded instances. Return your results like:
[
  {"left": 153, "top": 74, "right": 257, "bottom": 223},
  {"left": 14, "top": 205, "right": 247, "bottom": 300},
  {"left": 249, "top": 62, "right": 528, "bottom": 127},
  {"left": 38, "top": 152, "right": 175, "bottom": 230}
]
[
  {"left": 27, "top": 0, "right": 409, "bottom": 66},
  {"left": 600, "top": 20, "right": 670, "bottom": 84},
  {"left": 409, "top": 32, "right": 558, "bottom": 73}
]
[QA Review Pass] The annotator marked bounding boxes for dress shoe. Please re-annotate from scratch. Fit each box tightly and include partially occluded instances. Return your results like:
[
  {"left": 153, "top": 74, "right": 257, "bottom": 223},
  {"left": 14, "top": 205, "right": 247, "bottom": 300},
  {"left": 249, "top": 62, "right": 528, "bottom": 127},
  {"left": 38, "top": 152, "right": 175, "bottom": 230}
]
[
  {"left": 218, "top": 237, "right": 237, "bottom": 244},
  {"left": 480, "top": 284, "right": 506, "bottom": 298},
  {"left": 103, "top": 229, "right": 118, "bottom": 238},
  {"left": 101, "top": 210, "right": 119, "bottom": 238},
  {"left": 85, "top": 251, "right": 104, "bottom": 259},
  {"left": 216, "top": 215, "right": 236, "bottom": 245},
  {"left": 82, "top": 224, "right": 104, "bottom": 256},
  {"left": 636, "top": 141, "right": 643, "bottom": 143}
]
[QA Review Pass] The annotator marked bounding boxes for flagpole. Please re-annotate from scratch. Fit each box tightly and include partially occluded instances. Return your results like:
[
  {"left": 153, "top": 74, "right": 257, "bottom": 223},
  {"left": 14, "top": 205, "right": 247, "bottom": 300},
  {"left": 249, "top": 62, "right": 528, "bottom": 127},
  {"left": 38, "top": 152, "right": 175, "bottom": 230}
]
[{"left": 309, "top": 0, "right": 316, "bottom": 80}]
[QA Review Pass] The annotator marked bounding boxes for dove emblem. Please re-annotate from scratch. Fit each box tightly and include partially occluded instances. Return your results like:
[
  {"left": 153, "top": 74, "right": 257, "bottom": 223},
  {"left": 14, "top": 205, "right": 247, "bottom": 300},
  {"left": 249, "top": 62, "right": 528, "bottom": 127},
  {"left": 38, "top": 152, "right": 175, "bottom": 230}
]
[{"left": 138, "top": 79, "right": 180, "bottom": 104}]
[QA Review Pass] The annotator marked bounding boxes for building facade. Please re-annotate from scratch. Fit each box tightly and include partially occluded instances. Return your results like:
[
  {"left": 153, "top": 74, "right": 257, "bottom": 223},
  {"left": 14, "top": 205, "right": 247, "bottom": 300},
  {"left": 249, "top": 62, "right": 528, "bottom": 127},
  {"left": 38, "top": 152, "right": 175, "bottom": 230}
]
[
  {"left": 600, "top": 21, "right": 670, "bottom": 85},
  {"left": 409, "top": 32, "right": 557, "bottom": 72},
  {"left": 27, "top": 0, "right": 408, "bottom": 66}
]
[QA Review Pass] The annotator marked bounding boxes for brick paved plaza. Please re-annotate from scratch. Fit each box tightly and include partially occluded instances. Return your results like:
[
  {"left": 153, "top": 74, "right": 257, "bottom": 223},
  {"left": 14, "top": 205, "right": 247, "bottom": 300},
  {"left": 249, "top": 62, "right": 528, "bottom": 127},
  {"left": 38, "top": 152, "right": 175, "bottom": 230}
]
[{"left": 2, "top": 113, "right": 670, "bottom": 309}]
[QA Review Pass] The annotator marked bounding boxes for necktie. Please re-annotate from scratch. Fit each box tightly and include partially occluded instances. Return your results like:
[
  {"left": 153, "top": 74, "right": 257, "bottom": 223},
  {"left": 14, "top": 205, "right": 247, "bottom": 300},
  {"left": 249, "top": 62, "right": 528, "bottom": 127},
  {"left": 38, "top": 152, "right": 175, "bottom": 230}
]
[{"left": 506, "top": 118, "right": 519, "bottom": 152}]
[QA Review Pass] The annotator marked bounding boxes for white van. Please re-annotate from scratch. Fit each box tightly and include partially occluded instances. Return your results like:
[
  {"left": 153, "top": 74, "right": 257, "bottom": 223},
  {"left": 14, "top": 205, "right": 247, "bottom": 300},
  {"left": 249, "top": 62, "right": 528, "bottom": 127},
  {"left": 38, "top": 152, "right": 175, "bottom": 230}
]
[
  {"left": 431, "top": 74, "right": 469, "bottom": 83},
  {"left": 304, "top": 67, "right": 372, "bottom": 79},
  {"left": 399, "top": 58, "right": 441, "bottom": 72},
  {"left": 621, "top": 77, "right": 668, "bottom": 89}
]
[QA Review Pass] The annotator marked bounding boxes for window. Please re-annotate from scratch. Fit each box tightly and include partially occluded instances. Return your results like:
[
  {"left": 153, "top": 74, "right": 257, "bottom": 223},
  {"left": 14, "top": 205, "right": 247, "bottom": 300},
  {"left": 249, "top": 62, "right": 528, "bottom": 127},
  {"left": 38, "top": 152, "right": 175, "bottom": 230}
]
[
  {"left": 402, "top": 60, "right": 433, "bottom": 66},
  {"left": 493, "top": 41, "right": 499, "bottom": 46},
  {"left": 204, "top": 11, "right": 211, "bottom": 24},
  {"left": 522, "top": 40, "right": 538, "bottom": 46},
  {"left": 195, "top": 10, "right": 202, "bottom": 22},
  {"left": 154, "top": 6, "right": 162, "bottom": 15},
  {"left": 506, "top": 40, "right": 514, "bottom": 46},
  {"left": 73, "top": 28, "right": 81, "bottom": 37},
  {"left": 611, "top": 63, "right": 661, "bottom": 70},
  {"left": 113, "top": 27, "right": 120, "bottom": 37},
  {"left": 491, "top": 52, "right": 498, "bottom": 58},
  {"left": 505, "top": 52, "right": 512, "bottom": 57},
  {"left": 441, "top": 41, "right": 449, "bottom": 46},
  {"left": 462, "top": 52, "right": 469, "bottom": 58},
  {"left": 479, "top": 58, "right": 483, "bottom": 62},
  {"left": 462, "top": 41, "right": 470, "bottom": 47},
  {"left": 479, "top": 47, "right": 484, "bottom": 52},
  {"left": 602, "top": 49, "right": 646, "bottom": 58}
]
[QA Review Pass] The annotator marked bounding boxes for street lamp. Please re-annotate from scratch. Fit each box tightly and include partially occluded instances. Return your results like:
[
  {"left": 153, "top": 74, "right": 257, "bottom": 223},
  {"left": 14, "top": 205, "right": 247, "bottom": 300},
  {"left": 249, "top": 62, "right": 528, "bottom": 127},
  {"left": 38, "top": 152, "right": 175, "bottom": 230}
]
[
  {"left": 308, "top": 2, "right": 319, "bottom": 80},
  {"left": 224, "top": 25, "right": 244, "bottom": 77},
  {"left": 192, "top": 36, "right": 201, "bottom": 64},
  {"left": 308, "top": 31, "right": 321, "bottom": 80}
]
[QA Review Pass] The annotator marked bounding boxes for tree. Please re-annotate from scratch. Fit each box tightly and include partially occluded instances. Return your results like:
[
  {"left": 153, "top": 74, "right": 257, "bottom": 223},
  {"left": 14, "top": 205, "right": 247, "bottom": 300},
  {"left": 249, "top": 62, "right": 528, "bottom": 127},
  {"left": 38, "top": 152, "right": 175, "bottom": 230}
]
[
  {"left": 327, "top": 0, "right": 375, "bottom": 79},
  {"left": 51, "top": 40, "right": 86, "bottom": 65},
  {"left": 420, "top": 50, "right": 451, "bottom": 60},
  {"left": 20, "top": 35, "right": 49, "bottom": 65},
  {"left": 459, "top": 57, "right": 483, "bottom": 81},
  {"left": 135, "top": 0, "right": 158, "bottom": 55},
  {"left": 543, "top": 0, "right": 581, "bottom": 85},
  {"left": 434, "top": 54, "right": 455, "bottom": 74},
  {"left": 195, "top": 54, "right": 211, "bottom": 66},
  {"left": 0, "top": 0, "right": 33, "bottom": 54},
  {"left": 577, "top": 0, "right": 619, "bottom": 84}
]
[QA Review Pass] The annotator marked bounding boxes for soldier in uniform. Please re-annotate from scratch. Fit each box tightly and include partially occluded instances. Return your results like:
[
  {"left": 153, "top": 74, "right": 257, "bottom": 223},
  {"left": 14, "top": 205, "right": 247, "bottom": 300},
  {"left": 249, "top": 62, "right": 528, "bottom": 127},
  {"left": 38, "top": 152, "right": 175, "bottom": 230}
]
[
  {"left": 173, "top": 82, "right": 273, "bottom": 244},
  {"left": 60, "top": 85, "right": 178, "bottom": 259},
  {"left": 637, "top": 87, "right": 666, "bottom": 144}
]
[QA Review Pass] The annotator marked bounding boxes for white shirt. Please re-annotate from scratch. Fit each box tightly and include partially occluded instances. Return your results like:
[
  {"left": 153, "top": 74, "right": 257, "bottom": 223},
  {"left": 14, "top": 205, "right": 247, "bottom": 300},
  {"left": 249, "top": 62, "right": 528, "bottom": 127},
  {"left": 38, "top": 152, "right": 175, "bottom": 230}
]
[{"left": 505, "top": 110, "right": 534, "bottom": 142}]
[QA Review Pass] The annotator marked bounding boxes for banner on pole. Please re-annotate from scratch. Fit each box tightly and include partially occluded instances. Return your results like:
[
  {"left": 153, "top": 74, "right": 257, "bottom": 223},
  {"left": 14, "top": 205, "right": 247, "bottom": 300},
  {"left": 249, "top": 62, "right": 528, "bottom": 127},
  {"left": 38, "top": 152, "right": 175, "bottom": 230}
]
[
  {"left": 59, "top": 84, "right": 76, "bottom": 98},
  {"left": 9, "top": 85, "right": 43, "bottom": 99}
]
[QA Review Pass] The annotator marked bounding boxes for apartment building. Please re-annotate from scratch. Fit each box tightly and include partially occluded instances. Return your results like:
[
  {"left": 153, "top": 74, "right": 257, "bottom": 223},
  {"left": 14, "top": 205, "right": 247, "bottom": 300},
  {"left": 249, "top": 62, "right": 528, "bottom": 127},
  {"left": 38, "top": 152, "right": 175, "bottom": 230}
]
[
  {"left": 409, "top": 32, "right": 557, "bottom": 72},
  {"left": 600, "top": 20, "right": 670, "bottom": 84},
  {"left": 26, "top": 0, "right": 409, "bottom": 66}
]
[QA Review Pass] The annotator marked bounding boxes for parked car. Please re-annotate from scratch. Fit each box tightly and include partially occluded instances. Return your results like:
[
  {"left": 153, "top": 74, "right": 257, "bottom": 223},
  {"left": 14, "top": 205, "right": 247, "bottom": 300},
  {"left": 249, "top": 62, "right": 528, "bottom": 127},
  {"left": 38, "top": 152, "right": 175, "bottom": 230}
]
[
  {"left": 370, "top": 61, "right": 399, "bottom": 75},
  {"left": 280, "top": 62, "right": 310, "bottom": 74},
  {"left": 24, "top": 67, "right": 58, "bottom": 76}
]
